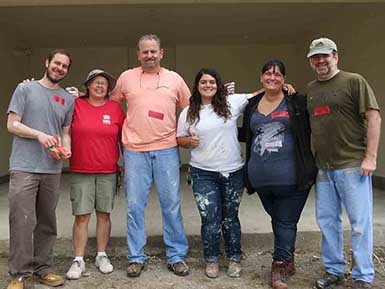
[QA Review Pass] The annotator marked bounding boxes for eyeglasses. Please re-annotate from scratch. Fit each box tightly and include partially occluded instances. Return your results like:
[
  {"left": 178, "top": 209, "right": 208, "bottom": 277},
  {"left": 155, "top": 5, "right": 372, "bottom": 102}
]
[{"left": 92, "top": 81, "right": 108, "bottom": 87}]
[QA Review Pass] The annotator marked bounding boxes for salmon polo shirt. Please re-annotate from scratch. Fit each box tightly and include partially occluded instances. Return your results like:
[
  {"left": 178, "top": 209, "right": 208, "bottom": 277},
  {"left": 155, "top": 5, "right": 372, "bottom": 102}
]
[{"left": 111, "top": 67, "right": 190, "bottom": 151}]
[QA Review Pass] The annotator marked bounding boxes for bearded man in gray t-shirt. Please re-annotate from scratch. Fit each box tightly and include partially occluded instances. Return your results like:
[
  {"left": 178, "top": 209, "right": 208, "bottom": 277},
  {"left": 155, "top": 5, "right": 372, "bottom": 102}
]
[{"left": 6, "top": 49, "right": 74, "bottom": 289}]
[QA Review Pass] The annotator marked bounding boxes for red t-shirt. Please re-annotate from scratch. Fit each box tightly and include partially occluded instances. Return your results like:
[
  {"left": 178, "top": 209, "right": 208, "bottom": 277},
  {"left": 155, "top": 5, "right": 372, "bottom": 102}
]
[{"left": 70, "top": 98, "right": 125, "bottom": 173}]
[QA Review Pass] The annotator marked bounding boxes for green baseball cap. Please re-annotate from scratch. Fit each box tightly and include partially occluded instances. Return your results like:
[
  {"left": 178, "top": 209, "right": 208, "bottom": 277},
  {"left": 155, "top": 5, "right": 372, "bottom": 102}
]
[{"left": 307, "top": 37, "right": 338, "bottom": 58}]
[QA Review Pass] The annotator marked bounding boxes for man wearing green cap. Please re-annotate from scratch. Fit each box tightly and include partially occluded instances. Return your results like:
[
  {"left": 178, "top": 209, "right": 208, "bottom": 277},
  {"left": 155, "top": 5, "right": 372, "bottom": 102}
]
[{"left": 306, "top": 37, "right": 381, "bottom": 289}]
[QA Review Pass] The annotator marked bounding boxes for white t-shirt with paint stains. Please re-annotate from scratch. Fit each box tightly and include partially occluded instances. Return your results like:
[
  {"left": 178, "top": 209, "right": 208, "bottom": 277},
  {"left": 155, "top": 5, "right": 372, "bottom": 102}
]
[{"left": 177, "top": 93, "right": 251, "bottom": 174}]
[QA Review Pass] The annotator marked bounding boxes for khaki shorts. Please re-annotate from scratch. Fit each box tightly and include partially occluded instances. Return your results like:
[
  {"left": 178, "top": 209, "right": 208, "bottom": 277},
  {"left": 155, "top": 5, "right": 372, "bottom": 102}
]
[{"left": 70, "top": 173, "right": 117, "bottom": 215}]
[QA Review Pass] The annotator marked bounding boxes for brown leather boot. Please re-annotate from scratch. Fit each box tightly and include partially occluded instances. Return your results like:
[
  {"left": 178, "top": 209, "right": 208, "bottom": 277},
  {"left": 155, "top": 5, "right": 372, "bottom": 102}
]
[
  {"left": 271, "top": 261, "right": 290, "bottom": 289},
  {"left": 285, "top": 261, "right": 296, "bottom": 276}
]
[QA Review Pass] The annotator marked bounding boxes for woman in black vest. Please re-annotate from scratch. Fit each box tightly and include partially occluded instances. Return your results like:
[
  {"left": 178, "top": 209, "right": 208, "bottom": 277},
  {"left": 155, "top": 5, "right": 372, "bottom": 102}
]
[{"left": 239, "top": 60, "right": 317, "bottom": 289}]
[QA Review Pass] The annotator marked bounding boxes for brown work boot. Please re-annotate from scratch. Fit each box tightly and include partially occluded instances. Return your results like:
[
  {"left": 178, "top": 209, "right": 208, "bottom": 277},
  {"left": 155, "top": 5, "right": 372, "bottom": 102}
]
[
  {"left": 167, "top": 261, "right": 189, "bottom": 276},
  {"left": 7, "top": 279, "right": 26, "bottom": 289},
  {"left": 126, "top": 262, "right": 144, "bottom": 277},
  {"left": 285, "top": 261, "right": 296, "bottom": 276},
  {"left": 7, "top": 278, "right": 34, "bottom": 289},
  {"left": 205, "top": 262, "right": 219, "bottom": 278},
  {"left": 271, "top": 261, "right": 289, "bottom": 289},
  {"left": 36, "top": 273, "right": 64, "bottom": 287},
  {"left": 353, "top": 280, "right": 372, "bottom": 289},
  {"left": 227, "top": 261, "right": 242, "bottom": 278}
]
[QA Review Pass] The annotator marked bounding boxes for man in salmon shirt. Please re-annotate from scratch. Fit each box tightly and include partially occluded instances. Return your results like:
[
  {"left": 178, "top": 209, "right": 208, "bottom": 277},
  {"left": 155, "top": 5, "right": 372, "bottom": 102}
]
[
  {"left": 111, "top": 34, "right": 190, "bottom": 278},
  {"left": 307, "top": 37, "right": 381, "bottom": 289}
]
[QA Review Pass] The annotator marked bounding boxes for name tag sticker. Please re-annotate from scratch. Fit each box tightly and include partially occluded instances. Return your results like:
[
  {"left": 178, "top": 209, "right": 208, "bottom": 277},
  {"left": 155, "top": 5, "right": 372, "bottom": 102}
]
[
  {"left": 271, "top": 110, "right": 289, "bottom": 118},
  {"left": 313, "top": 105, "right": 331, "bottom": 116},
  {"left": 102, "top": 114, "right": 111, "bottom": 125},
  {"left": 148, "top": 110, "right": 164, "bottom": 120},
  {"left": 52, "top": 95, "right": 65, "bottom": 105}
]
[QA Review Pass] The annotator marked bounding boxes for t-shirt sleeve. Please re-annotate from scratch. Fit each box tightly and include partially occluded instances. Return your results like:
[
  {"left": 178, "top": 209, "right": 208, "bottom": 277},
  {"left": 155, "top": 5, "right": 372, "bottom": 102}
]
[
  {"left": 229, "top": 93, "right": 251, "bottom": 115},
  {"left": 176, "top": 107, "right": 190, "bottom": 137},
  {"left": 7, "top": 83, "right": 27, "bottom": 116},
  {"left": 354, "top": 74, "right": 380, "bottom": 115},
  {"left": 176, "top": 76, "right": 191, "bottom": 110}
]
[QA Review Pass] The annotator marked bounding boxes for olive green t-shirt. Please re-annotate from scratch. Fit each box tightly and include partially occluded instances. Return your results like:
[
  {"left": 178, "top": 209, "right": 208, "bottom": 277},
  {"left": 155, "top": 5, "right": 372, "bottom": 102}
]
[{"left": 307, "top": 70, "right": 379, "bottom": 169}]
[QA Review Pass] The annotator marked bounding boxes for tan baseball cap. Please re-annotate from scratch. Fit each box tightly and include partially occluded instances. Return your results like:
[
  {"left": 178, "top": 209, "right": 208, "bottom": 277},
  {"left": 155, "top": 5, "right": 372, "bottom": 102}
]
[{"left": 307, "top": 37, "right": 338, "bottom": 58}]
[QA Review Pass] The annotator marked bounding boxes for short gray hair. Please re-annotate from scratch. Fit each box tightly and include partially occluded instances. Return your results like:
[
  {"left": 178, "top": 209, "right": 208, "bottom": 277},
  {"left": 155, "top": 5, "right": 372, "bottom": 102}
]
[{"left": 137, "top": 34, "right": 161, "bottom": 50}]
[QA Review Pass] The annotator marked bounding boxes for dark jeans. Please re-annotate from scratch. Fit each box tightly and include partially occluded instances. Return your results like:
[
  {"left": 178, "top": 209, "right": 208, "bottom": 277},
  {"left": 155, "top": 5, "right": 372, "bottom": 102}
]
[
  {"left": 256, "top": 185, "right": 309, "bottom": 262},
  {"left": 191, "top": 166, "right": 244, "bottom": 263}
]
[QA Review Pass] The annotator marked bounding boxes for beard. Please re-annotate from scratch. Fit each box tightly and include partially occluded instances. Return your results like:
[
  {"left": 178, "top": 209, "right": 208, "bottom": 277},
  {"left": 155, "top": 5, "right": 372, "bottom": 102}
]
[
  {"left": 46, "top": 69, "right": 65, "bottom": 84},
  {"left": 316, "top": 66, "right": 331, "bottom": 76}
]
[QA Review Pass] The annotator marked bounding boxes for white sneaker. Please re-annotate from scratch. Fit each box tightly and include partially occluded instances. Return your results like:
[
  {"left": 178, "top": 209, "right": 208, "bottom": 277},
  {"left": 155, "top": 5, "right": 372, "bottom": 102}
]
[
  {"left": 95, "top": 255, "right": 114, "bottom": 274},
  {"left": 66, "top": 260, "right": 86, "bottom": 280}
]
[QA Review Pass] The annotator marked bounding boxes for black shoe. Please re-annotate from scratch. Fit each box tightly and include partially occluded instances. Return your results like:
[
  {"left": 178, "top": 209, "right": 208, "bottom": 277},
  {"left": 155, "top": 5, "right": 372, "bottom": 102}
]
[{"left": 315, "top": 272, "right": 344, "bottom": 289}]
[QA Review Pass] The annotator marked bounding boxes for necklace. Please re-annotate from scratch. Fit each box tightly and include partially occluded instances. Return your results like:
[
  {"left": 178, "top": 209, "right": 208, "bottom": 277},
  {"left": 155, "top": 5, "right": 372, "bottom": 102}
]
[{"left": 139, "top": 71, "right": 160, "bottom": 89}]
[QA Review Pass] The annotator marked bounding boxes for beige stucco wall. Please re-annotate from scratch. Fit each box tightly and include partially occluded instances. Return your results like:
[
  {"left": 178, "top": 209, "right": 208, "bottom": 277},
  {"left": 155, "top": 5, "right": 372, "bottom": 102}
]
[
  {"left": 0, "top": 32, "right": 30, "bottom": 175},
  {"left": 2, "top": 39, "right": 384, "bottom": 176},
  {"left": 1, "top": 3, "right": 384, "bottom": 178},
  {"left": 2, "top": 0, "right": 385, "bottom": 6}
]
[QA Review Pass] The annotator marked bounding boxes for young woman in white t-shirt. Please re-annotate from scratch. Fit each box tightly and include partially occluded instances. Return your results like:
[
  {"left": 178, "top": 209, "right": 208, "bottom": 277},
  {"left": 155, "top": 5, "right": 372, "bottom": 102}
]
[{"left": 177, "top": 68, "right": 252, "bottom": 279}]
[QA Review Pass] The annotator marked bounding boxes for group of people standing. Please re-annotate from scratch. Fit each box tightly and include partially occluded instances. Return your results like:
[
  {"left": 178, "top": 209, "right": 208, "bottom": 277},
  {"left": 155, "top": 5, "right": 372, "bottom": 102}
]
[{"left": 6, "top": 34, "right": 381, "bottom": 289}]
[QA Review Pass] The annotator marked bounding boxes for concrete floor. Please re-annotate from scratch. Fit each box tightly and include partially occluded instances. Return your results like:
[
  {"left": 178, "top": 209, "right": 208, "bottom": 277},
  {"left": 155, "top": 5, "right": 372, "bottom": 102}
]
[
  {"left": 0, "top": 170, "right": 384, "bottom": 242},
  {"left": 1, "top": 171, "right": 385, "bottom": 289}
]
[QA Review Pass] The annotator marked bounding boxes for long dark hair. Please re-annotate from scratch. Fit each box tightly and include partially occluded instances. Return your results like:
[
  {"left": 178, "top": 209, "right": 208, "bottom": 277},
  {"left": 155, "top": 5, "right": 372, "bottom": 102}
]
[{"left": 187, "top": 68, "right": 231, "bottom": 125}]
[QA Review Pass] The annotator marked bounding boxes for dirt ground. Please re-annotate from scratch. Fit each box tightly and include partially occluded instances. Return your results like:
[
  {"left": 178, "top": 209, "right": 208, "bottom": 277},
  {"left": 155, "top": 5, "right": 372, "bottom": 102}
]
[{"left": 1, "top": 233, "right": 384, "bottom": 289}]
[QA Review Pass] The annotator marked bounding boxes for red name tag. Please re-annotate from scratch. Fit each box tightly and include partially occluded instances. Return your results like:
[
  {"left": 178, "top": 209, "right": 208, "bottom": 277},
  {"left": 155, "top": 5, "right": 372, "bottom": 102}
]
[
  {"left": 148, "top": 110, "right": 164, "bottom": 120},
  {"left": 271, "top": 110, "right": 289, "bottom": 118},
  {"left": 313, "top": 105, "right": 331, "bottom": 116},
  {"left": 52, "top": 95, "right": 65, "bottom": 105}
]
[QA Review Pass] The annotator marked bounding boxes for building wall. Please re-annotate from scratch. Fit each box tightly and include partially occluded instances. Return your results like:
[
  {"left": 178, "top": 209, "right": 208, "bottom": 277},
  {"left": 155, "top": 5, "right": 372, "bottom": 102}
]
[
  {"left": 1, "top": 6, "right": 384, "bottom": 179},
  {"left": 0, "top": 31, "right": 30, "bottom": 176}
]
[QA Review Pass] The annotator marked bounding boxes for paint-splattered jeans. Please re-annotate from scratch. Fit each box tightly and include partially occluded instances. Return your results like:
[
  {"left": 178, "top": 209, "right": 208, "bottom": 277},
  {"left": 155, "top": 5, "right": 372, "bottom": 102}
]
[
  {"left": 316, "top": 167, "right": 374, "bottom": 283},
  {"left": 191, "top": 166, "right": 244, "bottom": 263},
  {"left": 256, "top": 185, "right": 308, "bottom": 263}
]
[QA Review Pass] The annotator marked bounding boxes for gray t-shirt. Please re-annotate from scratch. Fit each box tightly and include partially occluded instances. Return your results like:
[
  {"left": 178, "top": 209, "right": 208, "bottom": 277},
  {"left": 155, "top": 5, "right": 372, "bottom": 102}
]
[
  {"left": 7, "top": 81, "right": 74, "bottom": 173},
  {"left": 248, "top": 98, "right": 297, "bottom": 188}
]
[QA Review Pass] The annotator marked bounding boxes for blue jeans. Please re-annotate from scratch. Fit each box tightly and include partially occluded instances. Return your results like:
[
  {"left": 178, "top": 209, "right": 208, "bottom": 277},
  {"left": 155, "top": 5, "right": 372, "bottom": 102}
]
[
  {"left": 191, "top": 166, "right": 244, "bottom": 263},
  {"left": 315, "top": 167, "right": 374, "bottom": 283},
  {"left": 256, "top": 185, "right": 308, "bottom": 262},
  {"left": 123, "top": 147, "right": 188, "bottom": 265}
]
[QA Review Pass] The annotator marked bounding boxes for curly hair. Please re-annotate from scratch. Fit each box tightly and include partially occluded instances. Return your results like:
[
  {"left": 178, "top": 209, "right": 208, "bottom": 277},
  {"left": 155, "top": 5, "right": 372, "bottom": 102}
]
[{"left": 187, "top": 68, "right": 231, "bottom": 125}]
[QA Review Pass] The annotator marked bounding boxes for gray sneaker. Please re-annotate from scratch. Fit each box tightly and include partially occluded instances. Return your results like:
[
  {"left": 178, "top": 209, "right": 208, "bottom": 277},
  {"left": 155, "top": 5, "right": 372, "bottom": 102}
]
[
  {"left": 95, "top": 255, "right": 114, "bottom": 274},
  {"left": 66, "top": 260, "right": 86, "bottom": 280}
]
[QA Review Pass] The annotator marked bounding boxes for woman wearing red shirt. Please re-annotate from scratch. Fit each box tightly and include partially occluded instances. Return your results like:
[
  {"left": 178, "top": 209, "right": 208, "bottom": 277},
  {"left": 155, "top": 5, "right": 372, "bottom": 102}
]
[{"left": 66, "top": 69, "right": 125, "bottom": 280}]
